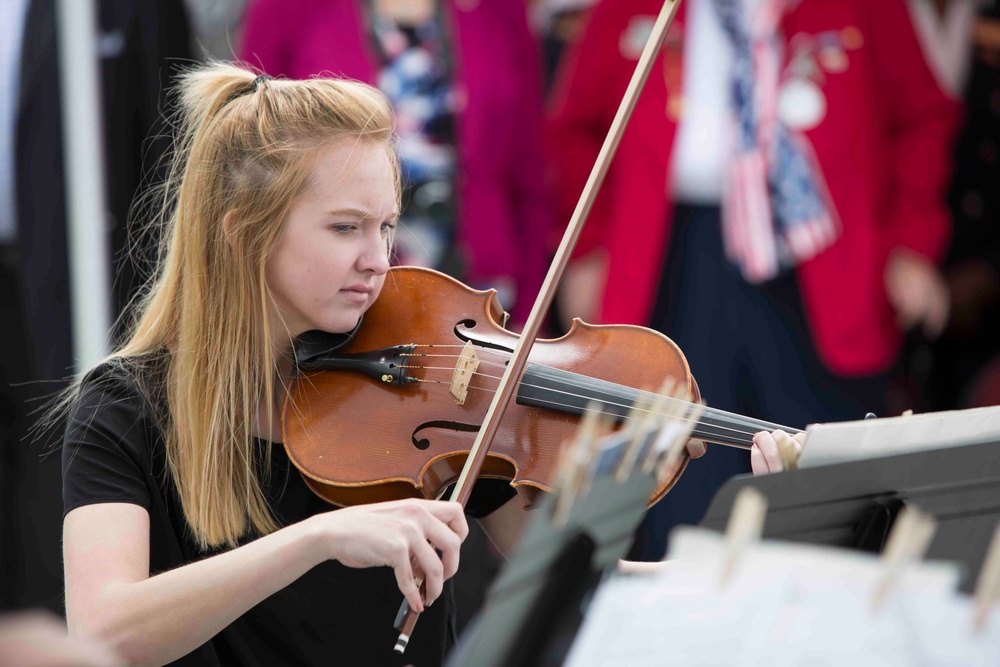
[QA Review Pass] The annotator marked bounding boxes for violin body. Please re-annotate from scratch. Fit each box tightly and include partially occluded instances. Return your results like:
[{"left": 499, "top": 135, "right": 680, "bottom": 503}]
[{"left": 282, "top": 267, "right": 699, "bottom": 509}]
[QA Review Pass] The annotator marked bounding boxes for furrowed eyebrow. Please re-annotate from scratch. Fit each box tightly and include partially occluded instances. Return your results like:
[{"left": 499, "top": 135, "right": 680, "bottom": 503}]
[{"left": 327, "top": 208, "right": 400, "bottom": 221}]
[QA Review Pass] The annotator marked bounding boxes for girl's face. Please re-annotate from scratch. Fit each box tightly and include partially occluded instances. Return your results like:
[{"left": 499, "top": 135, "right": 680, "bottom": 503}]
[{"left": 266, "top": 140, "right": 396, "bottom": 340}]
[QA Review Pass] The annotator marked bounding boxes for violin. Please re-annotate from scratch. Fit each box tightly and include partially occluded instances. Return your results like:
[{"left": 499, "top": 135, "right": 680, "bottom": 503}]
[
  {"left": 282, "top": 0, "right": 800, "bottom": 650},
  {"left": 281, "top": 266, "right": 797, "bottom": 510}
]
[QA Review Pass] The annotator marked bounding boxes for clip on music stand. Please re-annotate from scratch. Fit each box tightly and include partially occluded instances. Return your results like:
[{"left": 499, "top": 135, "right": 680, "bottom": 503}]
[{"left": 700, "top": 439, "right": 1000, "bottom": 592}]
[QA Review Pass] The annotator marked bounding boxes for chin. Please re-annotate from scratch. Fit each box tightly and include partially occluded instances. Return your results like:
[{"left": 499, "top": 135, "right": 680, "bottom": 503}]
[
  {"left": 316, "top": 322, "right": 359, "bottom": 336},
  {"left": 309, "top": 295, "right": 376, "bottom": 333},
  {"left": 317, "top": 313, "right": 365, "bottom": 335}
]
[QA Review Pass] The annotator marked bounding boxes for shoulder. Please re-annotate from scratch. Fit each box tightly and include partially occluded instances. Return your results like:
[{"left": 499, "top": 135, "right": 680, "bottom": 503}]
[
  {"left": 70, "top": 354, "right": 165, "bottom": 426},
  {"left": 63, "top": 354, "right": 169, "bottom": 472},
  {"left": 62, "top": 353, "right": 171, "bottom": 515},
  {"left": 561, "top": 0, "right": 665, "bottom": 82}
]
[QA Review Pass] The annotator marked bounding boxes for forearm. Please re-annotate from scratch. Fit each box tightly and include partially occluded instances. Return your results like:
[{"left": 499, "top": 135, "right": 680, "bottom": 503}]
[{"left": 70, "top": 517, "right": 325, "bottom": 666}]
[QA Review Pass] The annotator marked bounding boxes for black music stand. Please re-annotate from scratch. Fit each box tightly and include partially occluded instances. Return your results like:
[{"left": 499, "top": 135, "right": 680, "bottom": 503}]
[
  {"left": 447, "top": 459, "right": 659, "bottom": 667},
  {"left": 700, "top": 439, "right": 1000, "bottom": 592}
]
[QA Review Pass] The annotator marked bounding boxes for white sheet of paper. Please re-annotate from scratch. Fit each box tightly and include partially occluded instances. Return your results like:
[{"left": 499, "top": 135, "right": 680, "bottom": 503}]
[
  {"left": 896, "top": 593, "right": 1000, "bottom": 666},
  {"left": 564, "top": 528, "right": 964, "bottom": 666},
  {"left": 797, "top": 405, "right": 1000, "bottom": 469}
]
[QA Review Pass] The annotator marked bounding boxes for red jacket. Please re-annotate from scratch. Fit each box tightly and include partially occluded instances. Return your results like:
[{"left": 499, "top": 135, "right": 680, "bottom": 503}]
[{"left": 548, "top": 0, "right": 960, "bottom": 376}]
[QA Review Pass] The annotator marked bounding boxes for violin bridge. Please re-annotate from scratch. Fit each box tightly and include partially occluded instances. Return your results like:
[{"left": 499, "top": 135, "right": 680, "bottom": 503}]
[{"left": 449, "top": 341, "right": 480, "bottom": 405}]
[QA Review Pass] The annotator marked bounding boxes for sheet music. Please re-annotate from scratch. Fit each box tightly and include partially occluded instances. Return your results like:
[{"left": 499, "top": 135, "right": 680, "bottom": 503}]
[
  {"left": 893, "top": 592, "right": 1000, "bottom": 666},
  {"left": 797, "top": 405, "right": 1000, "bottom": 469},
  {"left": 564, "top": 528, "right": 981, "bottom": 666}
]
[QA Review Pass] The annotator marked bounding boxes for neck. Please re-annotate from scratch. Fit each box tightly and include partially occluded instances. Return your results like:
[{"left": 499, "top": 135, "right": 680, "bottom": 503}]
[
  {"left": 255, "top": 328, "right": 296, "bottom": 443},
  {"left": 274, "top": 350, "right": 295, "bottom": 384},
  {"left": 268, "top": 306, "right": 301, "bottom": 380}
]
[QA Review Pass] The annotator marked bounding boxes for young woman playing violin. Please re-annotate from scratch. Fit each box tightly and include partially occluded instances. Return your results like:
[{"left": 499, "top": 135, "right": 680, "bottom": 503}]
[{"left": 61, "top": 62, "right": 801, "bottom": 666}]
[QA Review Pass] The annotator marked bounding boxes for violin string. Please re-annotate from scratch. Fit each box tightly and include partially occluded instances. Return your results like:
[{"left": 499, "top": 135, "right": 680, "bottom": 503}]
[
  {"left": 399, "top": 344, "right": 799, "bottom": 434},
  {"left": 408, "top": 377, "right": 757, "bottom": 442},
  {"left": 401, "top": 367, "right": 767, "bottom": 441},
  {"left": 400, "top": 351, "right": 742, "bottom": 424},
  {"left": 399, "top": 347, "right": 776, "bottom": 427},
  {"left": 399, "top": 362, "right": 790, "bottom": 438},
  {"left": 396, "top": 353, "right": 799, "bottom": 435}
]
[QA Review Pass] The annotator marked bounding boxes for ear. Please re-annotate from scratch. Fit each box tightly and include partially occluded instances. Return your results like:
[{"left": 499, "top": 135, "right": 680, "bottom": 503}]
[{"left": 222, "top": 209, "right": 239, "bottom": 245}]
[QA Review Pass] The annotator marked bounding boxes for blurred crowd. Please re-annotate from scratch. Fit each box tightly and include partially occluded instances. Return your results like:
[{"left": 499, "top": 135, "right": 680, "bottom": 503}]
[{"left": 2, "top": 0, "right": 1000, "bottom": 657}]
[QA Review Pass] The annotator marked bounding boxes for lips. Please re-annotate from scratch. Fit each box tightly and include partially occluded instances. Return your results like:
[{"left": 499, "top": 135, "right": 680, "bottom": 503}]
[{"left": 340, "top": 284, "right": 374, "bottom": 303}]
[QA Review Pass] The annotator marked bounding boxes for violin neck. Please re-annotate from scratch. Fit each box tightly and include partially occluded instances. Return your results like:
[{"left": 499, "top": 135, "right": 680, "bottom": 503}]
[{"left": 517, "top": 364, "right": 798, "bottom": 450}]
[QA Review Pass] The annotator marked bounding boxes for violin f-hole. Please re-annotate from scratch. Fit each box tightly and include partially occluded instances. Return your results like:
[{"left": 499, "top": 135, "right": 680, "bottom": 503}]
[
  {"left": 453, "top": 320, "right": 515, "bottom": 354},
  {"left": 411, "top": 420, "right": 481, "bottom": 450}
]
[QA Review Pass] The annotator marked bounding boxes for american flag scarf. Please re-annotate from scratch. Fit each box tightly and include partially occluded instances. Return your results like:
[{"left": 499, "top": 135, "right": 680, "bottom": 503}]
[{"left": 711, "top": 0, "right": 840, "bottom": 282}]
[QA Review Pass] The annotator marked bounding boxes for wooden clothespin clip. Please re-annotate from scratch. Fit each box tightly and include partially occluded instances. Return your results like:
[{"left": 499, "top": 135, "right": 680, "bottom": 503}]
[
  {"left": 720, "top": 487, "right": 768, "bottom": 586},
  {"left": 628, "top": 378, "right": 675, "bottom": 474},
  {"left": 449, "top": 341, "right": 480, "bottom": 405},
  {"left": 641, "top": 378, "right": 686, "bottom": 475},
  {"left": 552, "top": 401, "right": 606, "bottom": 527},
  {"left": 614, "top": 390, "right": 655, "bottom": 483},
  {"left": 657, "top": 401, "right": 705, "bottom": 482},
  {"left": 972, "top": 522, "right": 1000, "bottom": 634},
  {"left": 871, "top": 506, "right": 936, "bottom": 612},
  {"left": 773, "top": 430, "right": 802, "bottom": 471}
]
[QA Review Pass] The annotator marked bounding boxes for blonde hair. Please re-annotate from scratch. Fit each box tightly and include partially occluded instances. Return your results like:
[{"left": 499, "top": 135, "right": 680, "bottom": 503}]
[{"left": 112, "top": 62, "right": 399, "bottom": 547}]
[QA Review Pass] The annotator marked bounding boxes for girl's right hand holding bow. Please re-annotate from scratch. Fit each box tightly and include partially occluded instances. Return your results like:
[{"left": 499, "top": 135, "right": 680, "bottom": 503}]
[{"left": 310, "top": 499, "right": 468, "bottom": 612}]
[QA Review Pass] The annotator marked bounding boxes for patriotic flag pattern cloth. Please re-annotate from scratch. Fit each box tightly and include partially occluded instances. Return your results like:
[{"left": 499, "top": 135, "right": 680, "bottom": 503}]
[{"left": 711, "top": 0, "right": 840, "bottom": 282}]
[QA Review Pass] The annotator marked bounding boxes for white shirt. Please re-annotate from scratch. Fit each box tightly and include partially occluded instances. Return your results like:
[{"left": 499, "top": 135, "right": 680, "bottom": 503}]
[
  {"left": 667, "top": 0, "right": 759, "bottom": 205},
  {"left": 906, "top": 0, "right": 978, "bottom": 99}
]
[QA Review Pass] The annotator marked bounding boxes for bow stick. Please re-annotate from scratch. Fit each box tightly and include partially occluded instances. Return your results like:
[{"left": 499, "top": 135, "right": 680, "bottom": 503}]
[{"left": 393, "top": 0, "right": 685, "bottom": 652}]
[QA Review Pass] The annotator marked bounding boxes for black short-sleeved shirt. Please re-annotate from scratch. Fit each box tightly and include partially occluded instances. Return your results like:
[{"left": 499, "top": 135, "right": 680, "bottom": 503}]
[{"left": 62, "top": 357, "right": 514, "bottom": 666}]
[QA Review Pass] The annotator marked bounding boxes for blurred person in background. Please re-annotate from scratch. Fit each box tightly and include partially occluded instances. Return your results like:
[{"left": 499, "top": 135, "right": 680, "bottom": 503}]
[
  {"left": 927, "top": 0, "right": 1000, "bottom": 410},
  {"left": 240, "top": 0, "right": 550, "bottom": 326},
  {"left": 0, "top": 610, "right": 121, "bottom": 667},
  {"left": 181, "top": 0, "right": 249, "bottom": 59},
  {"left": 529, "top": 0, "right": 597, "bottom": 91},
  {"left": 3, "top": 0, "right": 191, "bottom": 617},
  {"left": 0, "top": 0, "right": 33, "bottom": 616},
  {"left": 548, "top": 0, "right": 962, "bottom": 561},
  {"left": 887, "top": 0, "right": 980, "bottom": 415}
]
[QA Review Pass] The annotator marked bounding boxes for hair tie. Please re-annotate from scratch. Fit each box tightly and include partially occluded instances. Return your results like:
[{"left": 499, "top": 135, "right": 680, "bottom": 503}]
[{"left": 252, "top": 75, "right": 272, "bottom": 92}]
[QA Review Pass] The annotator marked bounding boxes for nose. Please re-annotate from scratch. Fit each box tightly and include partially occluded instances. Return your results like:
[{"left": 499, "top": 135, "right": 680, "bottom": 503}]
[{"left": 358, "top": 228, "right": 391, "bottom": 275}]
